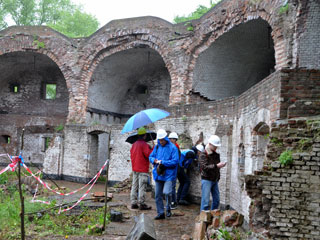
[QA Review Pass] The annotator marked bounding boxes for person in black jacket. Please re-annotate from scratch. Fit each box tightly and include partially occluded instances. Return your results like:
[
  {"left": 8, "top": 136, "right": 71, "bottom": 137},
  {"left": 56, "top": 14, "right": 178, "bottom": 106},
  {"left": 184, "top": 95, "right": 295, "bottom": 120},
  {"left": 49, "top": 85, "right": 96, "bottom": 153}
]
[{"left": 199, "top": 135, "right": 226, "bottom": 211}]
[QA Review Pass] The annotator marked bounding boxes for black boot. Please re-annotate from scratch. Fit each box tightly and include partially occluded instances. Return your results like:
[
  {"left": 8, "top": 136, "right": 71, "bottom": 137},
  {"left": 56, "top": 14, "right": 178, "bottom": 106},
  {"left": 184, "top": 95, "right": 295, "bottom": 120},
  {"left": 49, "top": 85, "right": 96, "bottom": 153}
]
[
  {"left": 139, "top": 203, "right": 152, "bottom": 210},
  {"left": 166, "top": 209, "right": 172, "bottom": 217},
  {"left": 154, "top": 213, "right": 165, "bottom": 220}
]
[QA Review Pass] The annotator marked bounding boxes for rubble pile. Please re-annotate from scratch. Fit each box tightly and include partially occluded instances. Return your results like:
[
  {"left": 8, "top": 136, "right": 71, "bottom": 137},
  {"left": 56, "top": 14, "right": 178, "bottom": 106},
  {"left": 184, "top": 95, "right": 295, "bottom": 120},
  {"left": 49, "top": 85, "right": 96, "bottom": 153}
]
[
  {"left": 192, "top": 210, "right": 245, "bottom": 240},
  {"left": 109, "top": 177, "right": 132, "bottom": 193}
]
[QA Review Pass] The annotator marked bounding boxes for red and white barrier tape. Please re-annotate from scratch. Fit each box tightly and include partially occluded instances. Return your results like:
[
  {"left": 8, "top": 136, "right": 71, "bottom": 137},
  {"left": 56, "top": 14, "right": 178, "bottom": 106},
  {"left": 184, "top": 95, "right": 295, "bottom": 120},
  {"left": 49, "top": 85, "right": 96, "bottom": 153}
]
[
  {"left": 59, "top": 159, "right": 109, "bottom": 213},
  {"left": 23, "top": 159, "right": 109, "bottom": 196},
  {"left": 31, "top": 184, "right": 50, "bottom": 205},
  {"left": 0, "top": 155, "right": 20, "bottom": 175},
  {"left": 59, "top": 169, "right": 102, "bottom": 213},
  {"left": 0, "top": 153, "right": 109, "bottom": 213},
  {"left": 0, "top": 165, "right": 10, "bottom": 175}
]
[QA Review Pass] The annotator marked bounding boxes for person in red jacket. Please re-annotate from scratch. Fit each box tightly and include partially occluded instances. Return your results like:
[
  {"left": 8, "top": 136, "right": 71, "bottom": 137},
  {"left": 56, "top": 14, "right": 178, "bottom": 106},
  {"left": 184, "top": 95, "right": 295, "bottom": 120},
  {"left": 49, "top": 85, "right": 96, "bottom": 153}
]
[{"left": 130, "top": 127, "right": 153, "bottom": 210}]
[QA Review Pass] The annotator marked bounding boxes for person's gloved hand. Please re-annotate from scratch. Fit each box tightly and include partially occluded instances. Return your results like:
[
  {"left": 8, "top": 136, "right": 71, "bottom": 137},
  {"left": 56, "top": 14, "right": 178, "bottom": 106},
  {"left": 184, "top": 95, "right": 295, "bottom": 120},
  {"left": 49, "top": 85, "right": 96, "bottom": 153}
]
[{"left": 156, "top": 163, "right": 166, "bottom": 176}]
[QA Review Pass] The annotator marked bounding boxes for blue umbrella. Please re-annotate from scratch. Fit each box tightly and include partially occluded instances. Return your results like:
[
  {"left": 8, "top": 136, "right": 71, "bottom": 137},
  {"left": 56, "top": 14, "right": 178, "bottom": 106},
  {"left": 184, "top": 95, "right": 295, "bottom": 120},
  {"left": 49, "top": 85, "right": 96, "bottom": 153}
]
[{"left": 121, "top": 108, "right": 170, "bottom": 134}]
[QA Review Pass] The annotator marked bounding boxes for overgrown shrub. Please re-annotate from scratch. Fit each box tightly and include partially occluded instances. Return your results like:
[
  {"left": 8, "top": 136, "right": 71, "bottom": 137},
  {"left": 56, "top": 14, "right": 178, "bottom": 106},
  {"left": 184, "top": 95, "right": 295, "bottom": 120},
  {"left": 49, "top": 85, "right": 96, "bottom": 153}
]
[{"left": 279, "top": 150, "right": 293, "bottom": 166}]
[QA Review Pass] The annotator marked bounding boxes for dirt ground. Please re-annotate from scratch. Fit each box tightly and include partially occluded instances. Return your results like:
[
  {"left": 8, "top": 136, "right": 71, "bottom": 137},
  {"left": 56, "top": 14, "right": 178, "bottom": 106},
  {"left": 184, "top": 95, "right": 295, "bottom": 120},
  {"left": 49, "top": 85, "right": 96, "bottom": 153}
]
[{"left": 32, "top": 180, "right": 200, "bottom": 240}]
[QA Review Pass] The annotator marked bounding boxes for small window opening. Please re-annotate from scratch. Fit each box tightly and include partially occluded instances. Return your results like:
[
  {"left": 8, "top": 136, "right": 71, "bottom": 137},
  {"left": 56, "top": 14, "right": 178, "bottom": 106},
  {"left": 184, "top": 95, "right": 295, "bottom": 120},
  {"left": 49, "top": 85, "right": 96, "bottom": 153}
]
[
  {"left": 45, "top": 84, "right": 56, "bottom": 100},
  {"left": 136, "top": 85, "right": 148, "bottom": 94},
  {"left": 42, "top": 137, "right": 52, "bottom": 151},
  {"left": 238, "top": 144, "right": 245, "bottom": 172},
  {"left": 10, "top": 84, "right": 20, "bottom": 93},
  {"left": 1, "top": 135, "right": 11, "bottom": 144}
]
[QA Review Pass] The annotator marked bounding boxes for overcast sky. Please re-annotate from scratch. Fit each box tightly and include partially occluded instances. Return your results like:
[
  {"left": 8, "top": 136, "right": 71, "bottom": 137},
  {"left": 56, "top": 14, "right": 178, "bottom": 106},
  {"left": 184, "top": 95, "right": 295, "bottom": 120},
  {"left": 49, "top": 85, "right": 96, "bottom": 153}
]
[{"left": 72, "top": 0, "right": 213, "bottom": 26}]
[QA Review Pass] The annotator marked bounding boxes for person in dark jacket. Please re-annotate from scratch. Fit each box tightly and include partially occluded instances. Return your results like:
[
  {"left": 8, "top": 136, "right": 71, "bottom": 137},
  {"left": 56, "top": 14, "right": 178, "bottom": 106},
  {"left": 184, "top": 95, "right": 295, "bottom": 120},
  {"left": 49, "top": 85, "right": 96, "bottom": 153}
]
[
  {"left": 130, "top": 127, "right": 153, "bottom": 210},
  {"left": 149, "top": 129, "right": 179, "bottom": 220},
  {"left": 199, "top": 135, "right": 226, "bottom": 211},
  {"left": 176, "top": 149, "right": 195, "bottom": 205}
]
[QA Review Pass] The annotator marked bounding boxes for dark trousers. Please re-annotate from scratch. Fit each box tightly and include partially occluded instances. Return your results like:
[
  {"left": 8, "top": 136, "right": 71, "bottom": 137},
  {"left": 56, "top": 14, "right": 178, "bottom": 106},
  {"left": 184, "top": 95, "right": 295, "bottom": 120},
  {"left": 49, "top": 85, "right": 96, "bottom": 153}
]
[{"left": 177, "top": 167, "right": 190, "bottom": 202}]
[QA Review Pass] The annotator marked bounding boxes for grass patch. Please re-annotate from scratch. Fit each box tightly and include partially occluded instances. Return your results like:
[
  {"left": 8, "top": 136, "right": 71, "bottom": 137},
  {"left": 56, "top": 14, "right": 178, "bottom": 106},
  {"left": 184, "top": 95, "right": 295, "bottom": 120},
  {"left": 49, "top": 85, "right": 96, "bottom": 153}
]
[{"left": 0, "top": 171, "right": 110, "bottom": 239}]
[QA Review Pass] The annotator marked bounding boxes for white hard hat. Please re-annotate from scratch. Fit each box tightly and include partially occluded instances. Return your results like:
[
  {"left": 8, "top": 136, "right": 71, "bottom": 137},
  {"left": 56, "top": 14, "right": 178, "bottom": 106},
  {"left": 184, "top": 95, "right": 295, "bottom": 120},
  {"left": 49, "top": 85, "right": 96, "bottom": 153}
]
[
  {"left": 208, "top": 135, "right": 221, "bottom": 147},
  {"left": 168, "top": 132, "right": 178, "bottom": 139},
  {"left": 157, "top": 129, "right": 167, "bottom": 139},
  {"left": 196, "top": 144, "right": 204, "bottom": 152}
]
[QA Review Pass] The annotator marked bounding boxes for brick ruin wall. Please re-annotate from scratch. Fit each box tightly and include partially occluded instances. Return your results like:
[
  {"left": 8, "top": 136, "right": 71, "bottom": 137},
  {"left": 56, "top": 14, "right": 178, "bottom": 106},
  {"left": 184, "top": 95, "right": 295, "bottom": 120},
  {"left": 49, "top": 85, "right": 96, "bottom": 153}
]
[
  {"left": 0, "top": 0, "right": 319, "bottom": 238},
  {"left": 246, "top": 118, "right": 320, "bottom": 239}
]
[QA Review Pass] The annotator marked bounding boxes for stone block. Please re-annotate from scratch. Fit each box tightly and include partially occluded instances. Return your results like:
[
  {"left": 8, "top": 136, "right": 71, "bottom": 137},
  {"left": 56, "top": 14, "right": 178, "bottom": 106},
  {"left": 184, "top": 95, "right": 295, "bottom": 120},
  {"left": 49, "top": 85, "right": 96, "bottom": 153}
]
[
  {"left": 193, "top": 221, "right": 206, "bottom": 240},
  {"left": 211, "top": 217, "right": 220, "bottom": 229},
  {"left": 232, "top": 214, "right": 244, "bottom": 227},
  {"left": 110, "top": 209, "right": 123, "bottom": 222},
  {"left": 126, "top": 213, "right": 156, "bottom": 240},
  {"left": 199, "top": 210, "right": 212, "bottom": 223},
  {"left": 181, "top": 234, "right": 192, "bottom": 240},
  {"left": 221, "top": 210, "right": 238, "bottom": 227},
  {"left": 210, "top": 209, "right": 221, "bottom": 217}
]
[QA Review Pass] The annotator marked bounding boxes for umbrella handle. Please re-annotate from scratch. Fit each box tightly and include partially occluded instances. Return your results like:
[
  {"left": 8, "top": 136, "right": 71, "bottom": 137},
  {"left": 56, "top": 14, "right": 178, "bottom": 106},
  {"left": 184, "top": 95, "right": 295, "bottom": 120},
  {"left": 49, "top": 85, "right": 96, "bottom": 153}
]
[{"left": 149, "top": 132, "right": 155, "bottom": 147}]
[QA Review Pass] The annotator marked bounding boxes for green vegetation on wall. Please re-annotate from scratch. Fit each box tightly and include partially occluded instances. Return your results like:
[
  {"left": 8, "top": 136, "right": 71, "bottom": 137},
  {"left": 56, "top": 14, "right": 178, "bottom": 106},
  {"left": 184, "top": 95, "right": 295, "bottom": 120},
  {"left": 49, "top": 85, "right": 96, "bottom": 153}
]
[
  {"left": 279, "top": 150, "right": 293, "bottom": 166},
  {"left": 173, "top": 0, "right": 221, "bottom": 23}
]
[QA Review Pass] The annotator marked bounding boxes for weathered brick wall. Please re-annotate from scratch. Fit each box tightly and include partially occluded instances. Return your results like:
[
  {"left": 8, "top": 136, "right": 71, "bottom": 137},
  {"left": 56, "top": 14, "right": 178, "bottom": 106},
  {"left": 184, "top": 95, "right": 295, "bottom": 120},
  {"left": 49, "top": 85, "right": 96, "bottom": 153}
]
[
  {"left": 246, "top": 117, "right": 320, "bottom": 238},
  {"left": 60, "top": 125, "right": 92, "bottom": 182},
  {"left": 280, "top": 69, "right": 320, "bottom": 119},
  {"left": 297, "top": 0, "right": 320, "bottom": 69},
  {"left": 0, "top": 114, "right": 65, "bottom": 166},
  {"left": 109, "top": 127, "right": 132, "bottom": 182}
]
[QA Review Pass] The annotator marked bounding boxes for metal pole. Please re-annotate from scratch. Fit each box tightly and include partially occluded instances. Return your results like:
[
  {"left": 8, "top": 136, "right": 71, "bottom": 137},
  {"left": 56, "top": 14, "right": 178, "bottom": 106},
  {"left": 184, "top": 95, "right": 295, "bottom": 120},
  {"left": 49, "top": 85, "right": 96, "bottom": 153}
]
[{"left": 103, "top": 131, "right": 111, "bottom": 230}]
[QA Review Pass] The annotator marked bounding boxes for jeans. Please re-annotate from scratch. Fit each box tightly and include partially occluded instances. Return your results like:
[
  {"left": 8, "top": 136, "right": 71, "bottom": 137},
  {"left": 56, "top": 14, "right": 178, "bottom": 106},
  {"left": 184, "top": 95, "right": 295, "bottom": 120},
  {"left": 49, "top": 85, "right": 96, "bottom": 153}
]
[
  {"left": 200, "top": 179, "right": 220, "bottom": 211},
  {"left": 171, "top": 178, "right": 177, "bottom": 203},
  {"left": 130, "top": 172, "right": 149, "bottom": 205},
  {"left": 177, "top": 167, "right": 190, "bottom": 201},
  {"left": 155, "top": 180, "right": 172, "bottom": 214}
]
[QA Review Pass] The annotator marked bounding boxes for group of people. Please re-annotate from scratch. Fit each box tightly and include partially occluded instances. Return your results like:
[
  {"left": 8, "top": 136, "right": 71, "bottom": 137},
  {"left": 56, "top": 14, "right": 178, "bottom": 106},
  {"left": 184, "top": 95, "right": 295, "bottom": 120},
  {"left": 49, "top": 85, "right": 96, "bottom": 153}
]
[{"left": 129, "top": 127, "right": 226, "bottom": 220}]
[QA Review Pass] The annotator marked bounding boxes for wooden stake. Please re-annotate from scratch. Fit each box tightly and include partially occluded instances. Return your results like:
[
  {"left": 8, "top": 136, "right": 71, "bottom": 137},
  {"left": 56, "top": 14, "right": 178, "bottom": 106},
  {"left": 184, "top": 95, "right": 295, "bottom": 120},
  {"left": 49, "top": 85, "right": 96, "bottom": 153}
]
[
  {"left": 103, "top": 132, "right": 111, "bottom": 231},
  {"left": 18, "top": 128, "right": 25, "bottom": 240}
]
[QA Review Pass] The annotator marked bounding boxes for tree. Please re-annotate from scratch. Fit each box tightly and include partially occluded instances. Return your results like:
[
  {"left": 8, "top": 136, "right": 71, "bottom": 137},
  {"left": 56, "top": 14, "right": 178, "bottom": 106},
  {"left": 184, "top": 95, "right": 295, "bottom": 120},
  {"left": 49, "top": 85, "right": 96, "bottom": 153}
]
[
  {"left": 48, "top": 9, "right": 99, "bottom": 38},
  {"left": 0, "top": 0, "right": 99, "bottom": 38},
  {"left": 0, "top": 0, "right": 8, "bottom": 29},
  {"left": 173, "top": 0, "right": 220, "bottom": 24}
]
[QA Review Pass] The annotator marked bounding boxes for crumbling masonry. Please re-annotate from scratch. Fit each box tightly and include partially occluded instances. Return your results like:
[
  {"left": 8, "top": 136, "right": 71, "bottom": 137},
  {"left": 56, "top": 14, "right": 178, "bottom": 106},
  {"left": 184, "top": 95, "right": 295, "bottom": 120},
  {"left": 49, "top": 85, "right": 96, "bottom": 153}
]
[{"left": 0, "top": 0, "right": 319, "bottom": 238}]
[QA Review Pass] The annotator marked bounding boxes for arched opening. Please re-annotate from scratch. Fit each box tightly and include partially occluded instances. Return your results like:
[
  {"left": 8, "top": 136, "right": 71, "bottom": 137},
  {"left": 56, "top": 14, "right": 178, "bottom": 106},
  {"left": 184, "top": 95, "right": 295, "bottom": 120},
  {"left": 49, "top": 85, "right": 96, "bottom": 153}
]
[
  {"left": 88, "top": 46, "right": 171, "bottom": 117},
  {"left": 251, "top": 122, "right": 270, "bottom": 172},
  {"left": 0, "top": 51, "right": 68, "bottom": 117},
  {"left": 193, "top": 18, "right": 275, "bottom": 100},
  {"left": 0, "top": 51, "right": 68, "bottom": 164}
]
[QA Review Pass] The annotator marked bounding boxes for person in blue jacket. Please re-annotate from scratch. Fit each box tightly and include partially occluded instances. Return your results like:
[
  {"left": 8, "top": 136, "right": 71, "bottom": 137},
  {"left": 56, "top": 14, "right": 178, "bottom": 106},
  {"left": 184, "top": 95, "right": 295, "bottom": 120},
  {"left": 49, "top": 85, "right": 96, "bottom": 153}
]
[{"left": 149, "top": 129, "right": 179, "bottom": 220}]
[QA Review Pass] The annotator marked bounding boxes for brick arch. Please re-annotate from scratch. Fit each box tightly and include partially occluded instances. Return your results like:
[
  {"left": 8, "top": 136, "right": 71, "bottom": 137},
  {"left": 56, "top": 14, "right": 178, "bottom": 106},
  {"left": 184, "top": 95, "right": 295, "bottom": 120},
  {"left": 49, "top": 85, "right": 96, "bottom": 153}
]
[
  {"left": 78, "top": 35, "right": 174, "bottom": 122},
  {"left": 87, "top": 125, "right": 111, "bottom": 134},
  {"left": 0, "top": 38, "right": 79, "bottom": 125},
  {"left": 0, "top": 35, "right": 73, "bottom": 85},
  {"left": 82, "top": 40, "right": 171, "bottom": 87},
  {"left": 0, "top": 36, "right": 75, "bottom": 105},
  {"left": 184, "top": 0, "right": 288, "bottom": 100}
]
